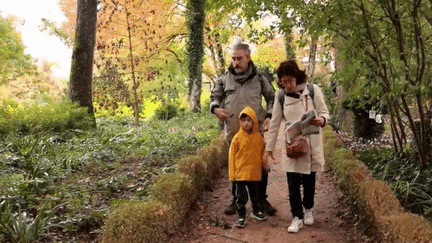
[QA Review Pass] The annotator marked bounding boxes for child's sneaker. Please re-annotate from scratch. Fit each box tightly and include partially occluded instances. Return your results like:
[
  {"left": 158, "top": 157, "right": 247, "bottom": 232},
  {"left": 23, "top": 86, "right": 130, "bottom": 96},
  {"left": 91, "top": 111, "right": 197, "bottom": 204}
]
[
  {"left": 250, "top": 211, "right": 266, "bottom": 221},
  {"left": 235, "top": 217, "right": 246, "bottom": 228},
  {"left": 304, "top": 209, "right": 314, "bottom": 225},
  {"left": 262, "top": 199, "right": 277, "bottom": 216},
  {"left": 287, "top": 217, "right": 303, "bottom": 233},
  {"left": 224, "top": 201, "right": 237, "bottom": 215}
]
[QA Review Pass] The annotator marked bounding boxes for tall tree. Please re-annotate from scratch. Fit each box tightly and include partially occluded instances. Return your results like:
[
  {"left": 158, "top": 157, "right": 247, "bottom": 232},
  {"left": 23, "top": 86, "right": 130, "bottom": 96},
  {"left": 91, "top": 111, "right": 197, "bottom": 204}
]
[
  {"left": 186, "top": 0, "right": 206, "bottom": 112},
  {"left": 321, "top": 0, "right": 432, "bottom": 168},
  {"left": 0, "top": 16, "right": 35, "bottom": 85},
  {"left": 96, "top": 0, "right": 182, "bottom": 124},
  {"left": 69, "top": 0, "right": 97, "bottom": 122},
  {"left": 59, "top": 0, "right": 184, "bottom": 122}
]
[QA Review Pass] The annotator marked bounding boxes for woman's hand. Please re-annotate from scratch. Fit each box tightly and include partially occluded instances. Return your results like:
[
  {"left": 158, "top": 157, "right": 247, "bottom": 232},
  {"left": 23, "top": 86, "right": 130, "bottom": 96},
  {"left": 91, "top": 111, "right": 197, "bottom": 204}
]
[
  {"left": 262, "top": 117, "right": 271, "bottom": 132},
  {"left": 265, "top": 151, "right": 274, "bottom": 160},
  {"left": 310, "top": 116, "right": 326, "bottom": 127}
]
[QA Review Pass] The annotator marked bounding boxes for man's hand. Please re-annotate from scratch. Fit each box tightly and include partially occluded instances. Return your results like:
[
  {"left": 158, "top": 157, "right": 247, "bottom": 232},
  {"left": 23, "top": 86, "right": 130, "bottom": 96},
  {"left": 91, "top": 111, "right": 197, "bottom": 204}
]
[
  {"left": 262, "top": 117, "right": 271, "bottom": 132},
  {"left": 310, "top": 116, "right": 325, "bottom": 127},
  {"left": 213, "top": 108, "right": 228, "bottom": 121}
]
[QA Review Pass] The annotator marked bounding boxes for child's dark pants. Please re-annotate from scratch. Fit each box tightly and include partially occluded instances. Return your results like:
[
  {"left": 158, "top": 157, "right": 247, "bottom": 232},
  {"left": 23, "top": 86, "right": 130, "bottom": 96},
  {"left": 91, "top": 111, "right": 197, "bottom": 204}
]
[
  {"left": 230, "top": 169, "right": 268, "bottom": 203},
  {"left": 235, "top": 181, "right": 261, "bottom": 217}
]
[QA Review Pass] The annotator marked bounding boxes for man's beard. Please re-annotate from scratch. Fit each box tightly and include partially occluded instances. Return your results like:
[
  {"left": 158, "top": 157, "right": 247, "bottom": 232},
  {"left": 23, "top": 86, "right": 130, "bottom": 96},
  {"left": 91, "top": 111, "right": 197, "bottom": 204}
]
[{"left": 234, "top": 68, "right": 245, "bottom": 74}]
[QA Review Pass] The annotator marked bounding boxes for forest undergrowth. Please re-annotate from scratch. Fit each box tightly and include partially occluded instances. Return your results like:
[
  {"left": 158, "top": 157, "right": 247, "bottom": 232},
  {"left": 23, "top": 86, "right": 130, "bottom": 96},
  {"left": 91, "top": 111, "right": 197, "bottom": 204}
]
[{"left": 0, "top": 99, "right": 220, "bottom": 242}]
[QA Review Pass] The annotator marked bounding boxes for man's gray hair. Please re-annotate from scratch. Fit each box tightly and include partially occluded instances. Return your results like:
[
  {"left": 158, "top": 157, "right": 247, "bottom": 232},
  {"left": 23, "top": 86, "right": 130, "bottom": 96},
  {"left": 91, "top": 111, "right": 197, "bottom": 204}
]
[{"left": 233, "top": 43, "right": 251, "bottom": 57}]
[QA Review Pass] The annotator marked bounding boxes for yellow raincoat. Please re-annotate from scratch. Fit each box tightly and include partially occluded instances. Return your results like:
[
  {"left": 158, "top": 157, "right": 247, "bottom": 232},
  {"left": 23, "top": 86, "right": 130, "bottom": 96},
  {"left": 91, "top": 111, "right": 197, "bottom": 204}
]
[{"left": 229, "top": 106, "right": 267, "bottom": 181}]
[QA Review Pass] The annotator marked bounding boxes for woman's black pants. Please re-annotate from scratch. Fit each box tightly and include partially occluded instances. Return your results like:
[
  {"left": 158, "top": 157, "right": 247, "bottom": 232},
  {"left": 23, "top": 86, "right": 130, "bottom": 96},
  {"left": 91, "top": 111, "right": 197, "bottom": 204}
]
[{"left": 286, "top": 172, "right": 316, "bottom": 219}]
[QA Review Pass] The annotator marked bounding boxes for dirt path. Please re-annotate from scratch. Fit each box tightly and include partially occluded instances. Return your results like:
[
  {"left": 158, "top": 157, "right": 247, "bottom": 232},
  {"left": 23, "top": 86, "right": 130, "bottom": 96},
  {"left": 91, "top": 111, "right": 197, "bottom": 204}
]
[{"left": 169, "top": 123, "right": 371, "bottom": 243}]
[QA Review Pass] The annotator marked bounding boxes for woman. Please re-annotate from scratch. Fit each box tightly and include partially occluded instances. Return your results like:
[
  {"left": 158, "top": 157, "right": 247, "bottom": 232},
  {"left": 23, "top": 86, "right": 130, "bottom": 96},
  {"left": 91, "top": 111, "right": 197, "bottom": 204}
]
[{"left": 265, "top": 60, "right": 329, "bottom": 233}]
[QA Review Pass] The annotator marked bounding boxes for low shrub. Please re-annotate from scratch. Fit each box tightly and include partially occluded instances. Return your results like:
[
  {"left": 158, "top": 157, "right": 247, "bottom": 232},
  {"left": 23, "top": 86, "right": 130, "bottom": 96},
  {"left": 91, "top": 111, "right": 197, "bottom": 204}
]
[
  {"left": 197, "top": 145, "right": 219, "bottom": 177},
  {"left": 210, "top": 136, "right": 228, "bottom": 167},
  {"left": 359, "top": 147, "right": 432, "bottom": 221},
  {"left": 323, "top": 126, "right": 432, "bottom": 242},
  {"left": 153, "top": 101, "right": 184, "bottom": 121},
  {"left": 382, "top": 213, "right": 432, "bottom": 242},
  {"left": 100, "top": 200, "right": 171, "bottom": 243},
  {"left": 0, "top": 99, "right": 93, "bottom": 136},
  {"left": 177, "top": 155, "right": 208, "bottom": 196},
  {"left": 148, "top": 172, "right": 194, "bottom": 229}
]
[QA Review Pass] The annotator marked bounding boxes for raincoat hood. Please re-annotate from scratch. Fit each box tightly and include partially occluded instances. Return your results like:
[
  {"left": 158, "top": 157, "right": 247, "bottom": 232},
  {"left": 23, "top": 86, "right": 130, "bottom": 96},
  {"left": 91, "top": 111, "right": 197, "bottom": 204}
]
[
  {"left": 228, "top": 106, "right": 266, "bottom": 181},
  {"left": 238, "top": 106, "right": 259, "bottom": 135}
]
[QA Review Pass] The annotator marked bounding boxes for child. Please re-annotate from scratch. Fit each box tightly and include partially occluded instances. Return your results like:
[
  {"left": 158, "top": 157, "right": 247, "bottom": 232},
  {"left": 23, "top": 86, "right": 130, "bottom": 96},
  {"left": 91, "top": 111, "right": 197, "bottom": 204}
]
[{"left": 229, "top": 106, "right": 269, "bottom": 227}]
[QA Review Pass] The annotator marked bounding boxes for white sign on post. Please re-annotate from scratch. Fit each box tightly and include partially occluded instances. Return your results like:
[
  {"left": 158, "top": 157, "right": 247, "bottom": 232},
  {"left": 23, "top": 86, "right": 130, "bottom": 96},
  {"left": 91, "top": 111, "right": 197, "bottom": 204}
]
[
  {"left": 369, "top": 110, "right": 376, "bottom": 119},
  {"left": 375, "top": 114, "right": 382, "bottom": 123}
]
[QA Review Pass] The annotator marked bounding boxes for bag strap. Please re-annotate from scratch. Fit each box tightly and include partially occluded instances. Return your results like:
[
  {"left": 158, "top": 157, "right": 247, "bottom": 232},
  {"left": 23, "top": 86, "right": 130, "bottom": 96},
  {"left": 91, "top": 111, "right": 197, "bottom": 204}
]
[
  {"left": 307, "top": 83, "right": 314, "bottom": 100},
  {"left": 278, "top": 83, "right": 315, "bottom": 118}
]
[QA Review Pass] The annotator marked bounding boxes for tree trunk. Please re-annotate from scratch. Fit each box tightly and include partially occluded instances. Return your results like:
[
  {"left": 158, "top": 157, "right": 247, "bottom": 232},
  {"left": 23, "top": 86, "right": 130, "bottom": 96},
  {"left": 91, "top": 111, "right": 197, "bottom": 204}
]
[
  {"left": 69, "top": 0, "right": 97, "bottom": 124},
  {"left": 125, "top": 4, "right": 140, "bottom": 126},
  {"left": 214, "top": 33, "right": 226, "bottom": 75},
  {"left": 333, "top": 44, "right": 353, "bottom": 132},
  {"left": 186, "top": 0, "right": 205, "bottom": 113},
  {"left": 279, "top": 11, "right": 295, "bottom": 60},
  {"left": 307, "top": 36, "right": 318, "bottom": 78}
]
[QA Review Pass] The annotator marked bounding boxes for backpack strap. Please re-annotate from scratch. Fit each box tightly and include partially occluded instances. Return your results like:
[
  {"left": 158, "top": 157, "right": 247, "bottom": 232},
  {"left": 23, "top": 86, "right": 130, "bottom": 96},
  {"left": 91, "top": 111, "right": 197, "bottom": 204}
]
[
  {"left": 278, "top": 83, "right": 315, "bottom": 119},
  {"left": 277, "top": 90, "right": 285, "bottom": 118},
  {"left": 307, "top": 83, "right": 314, "bottom": 100}
]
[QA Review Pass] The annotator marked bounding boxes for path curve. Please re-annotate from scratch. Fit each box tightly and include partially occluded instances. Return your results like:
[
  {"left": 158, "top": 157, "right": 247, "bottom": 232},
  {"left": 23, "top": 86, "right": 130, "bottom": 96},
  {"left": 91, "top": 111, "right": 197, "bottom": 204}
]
[{"left": 169, "top": 122, "right": 371, "bottom": 243}]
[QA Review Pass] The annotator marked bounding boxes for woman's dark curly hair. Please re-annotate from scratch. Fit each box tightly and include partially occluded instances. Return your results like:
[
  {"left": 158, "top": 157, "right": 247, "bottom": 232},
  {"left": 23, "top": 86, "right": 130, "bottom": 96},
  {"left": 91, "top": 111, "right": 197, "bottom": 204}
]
[{"left": 276, "top": 60, "right": 307, "bottom": 85}]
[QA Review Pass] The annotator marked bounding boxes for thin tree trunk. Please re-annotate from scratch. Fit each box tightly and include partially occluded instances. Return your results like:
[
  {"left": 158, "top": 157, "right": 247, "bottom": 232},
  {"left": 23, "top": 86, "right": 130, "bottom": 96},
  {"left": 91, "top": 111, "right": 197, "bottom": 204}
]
[
  {"left": 69, "top": 0, "right": 97, "bottom": 125},
  {"left": 389, "top": 115, "right": 399, "bottom": 153},
  {"left": 279, "top": 10, "right": 295, "bottom": 60},
  {"left": 387, "top": 98, "right": 403, "bottom": 152},
  {"left": 401, "top": 96, "right": 427, "bottom": 169},
  {"left": 214, "top": 34, "right": 226, "bottom": 75},
  {"left": 307, "top": 36, "right": 318, "bottom": 78},
  {"left": 125, "top": 4, "right": 140, "bottom": 126}
]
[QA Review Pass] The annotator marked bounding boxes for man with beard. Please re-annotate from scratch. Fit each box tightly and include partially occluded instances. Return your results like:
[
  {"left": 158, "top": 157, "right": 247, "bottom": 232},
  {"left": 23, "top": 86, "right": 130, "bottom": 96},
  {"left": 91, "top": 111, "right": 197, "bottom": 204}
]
[{"left": 210, "top": 43, "right": 276, "bottom": 216}]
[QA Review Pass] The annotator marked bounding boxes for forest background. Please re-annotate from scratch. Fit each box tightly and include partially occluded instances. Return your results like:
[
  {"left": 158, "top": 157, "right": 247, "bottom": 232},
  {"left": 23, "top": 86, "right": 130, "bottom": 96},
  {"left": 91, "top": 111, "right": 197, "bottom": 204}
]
[{"left": 1, "top": 0, "right": 432, "bottom": 242}]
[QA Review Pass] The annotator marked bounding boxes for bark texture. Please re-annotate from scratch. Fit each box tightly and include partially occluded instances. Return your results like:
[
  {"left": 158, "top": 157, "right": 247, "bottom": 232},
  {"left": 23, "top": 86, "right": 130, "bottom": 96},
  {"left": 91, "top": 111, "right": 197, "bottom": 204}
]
[
  {"left": 69, "top": 0, "right": 97, "bottom": 119},
  {"left": 186, "top": 0, "right": 205, "bottom": 112}
]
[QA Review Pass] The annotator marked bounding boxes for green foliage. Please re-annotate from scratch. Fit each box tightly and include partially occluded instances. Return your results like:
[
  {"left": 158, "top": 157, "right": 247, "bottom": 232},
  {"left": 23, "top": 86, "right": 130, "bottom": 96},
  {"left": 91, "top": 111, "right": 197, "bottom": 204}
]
[
  {"left": 153, "top": 100, "right": 185, "bottom": 120},
  {"left": 0, "top": 98, "right": 221, "bottom": 241},
  {"left": 323, "top": 127, "right": 432, "bottom": 241},
  {"left": 185, "top": 0, "right": 205, "bottom": 112},
  {"left": 0, "top": 16, "right": 36, "bottom": 85},
  {"left": 0, "top": 99, "right": 93, "bottom": 136},
  {"left": 359, "top": 148, "right": 432, "bottom": 223},
  {"left": 0, "top": 202, "right": 59, "bottom": 243},
  {"left": 39, "top": 18, "right": 73, "bottom": 48}
]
